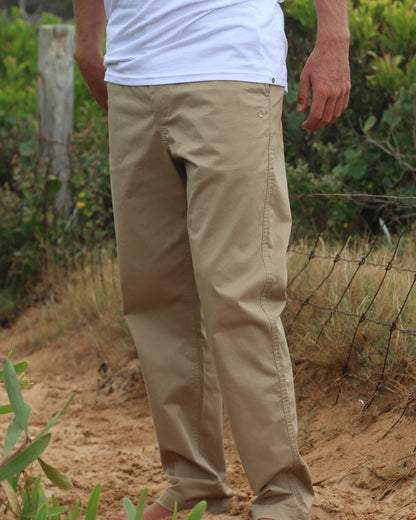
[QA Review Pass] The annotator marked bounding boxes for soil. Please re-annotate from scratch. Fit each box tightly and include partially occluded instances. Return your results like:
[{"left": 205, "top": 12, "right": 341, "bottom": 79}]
[{"left": 1, "top": 318, "right": 416, "bottom": 520}]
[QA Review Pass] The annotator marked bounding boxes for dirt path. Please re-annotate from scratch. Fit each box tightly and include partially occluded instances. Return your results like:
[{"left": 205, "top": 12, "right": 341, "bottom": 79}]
[{"left": 1, "top": 327, "right": 415, "bottom": 520}]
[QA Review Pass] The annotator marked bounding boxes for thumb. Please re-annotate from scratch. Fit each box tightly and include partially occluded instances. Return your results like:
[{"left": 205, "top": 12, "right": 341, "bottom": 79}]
[{"left": 297, "top": 74, "right": 311, "bottom": 113}]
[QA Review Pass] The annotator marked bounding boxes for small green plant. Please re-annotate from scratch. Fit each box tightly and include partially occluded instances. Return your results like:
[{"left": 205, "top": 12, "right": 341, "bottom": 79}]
[
  {"left": 0, "top": 353, "right": 87, "bottom": 518},
  {"left": 0, "top": 355, "right": 207, "bottom": 520},
  {"left": 124, "top": 490, "right": 207, "bottom": 520}
]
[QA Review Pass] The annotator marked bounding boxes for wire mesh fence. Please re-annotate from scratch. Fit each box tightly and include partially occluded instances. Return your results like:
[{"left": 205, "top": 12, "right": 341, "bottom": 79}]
[{"left": 284, "top": 192, "right": 416, "bottom": 402}]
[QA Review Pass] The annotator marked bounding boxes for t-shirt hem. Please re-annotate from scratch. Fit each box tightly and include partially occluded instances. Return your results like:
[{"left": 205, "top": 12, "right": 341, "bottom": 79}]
[{"left": 104, "top": 71, "right": 288, "bottom": 91}]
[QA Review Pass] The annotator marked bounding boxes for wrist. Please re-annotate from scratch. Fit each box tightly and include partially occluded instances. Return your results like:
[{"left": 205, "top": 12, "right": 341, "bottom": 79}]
[
  {"left": 314, "top": 0, "right": 350, "bottom": 45},
  {"left": 315, "top": 32, "right": 350, "bottom": 49}
]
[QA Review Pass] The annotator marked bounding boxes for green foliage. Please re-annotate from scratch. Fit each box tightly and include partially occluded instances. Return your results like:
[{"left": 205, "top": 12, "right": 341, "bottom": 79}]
[
  {"left": 335, "top": 84, "right": 416, "bottom": 199},
  {"left": 0, "top": 8, "right": 61, "bottom": 117},
  {"left": 0, "top": 8, "right": 36, "bottom": 117},
  {"left": 0, "top": 155, "right": 112, "bottom": 323},
  {"left": 0, "top": 356, "right": 206, "bottom": 520},
  {"left": 124, "top": 491, "right": 207, "bottom": 520},
  {"left": 283, "top": 0, "right": 416, "bottom": 227},
  {"left": 1, "top": 3, "right": 415, "bottom": 317},
  {"left": 0, "top": 9, "right": 111, "bottom": 323},
  {"left": 0, "top": 102, "right": 110, "bottom": 324},
  {"left": 4, "top": 0, "right": 75, "bottom": 21},
  {"left": 0, "top": 7, "right": 105, "bottom": 124},
  {"left": 0, "top": 356, "right": 76, "bottom": 517}
]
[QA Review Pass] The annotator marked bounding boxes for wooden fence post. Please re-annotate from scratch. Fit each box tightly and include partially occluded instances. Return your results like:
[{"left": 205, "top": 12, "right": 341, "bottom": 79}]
[{"left": 37, "top": 25, "right": 74, "bottom": 219}]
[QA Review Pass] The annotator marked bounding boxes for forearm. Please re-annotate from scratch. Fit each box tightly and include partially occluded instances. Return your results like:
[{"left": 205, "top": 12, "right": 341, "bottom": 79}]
[
  {"left": 314, "top": 0, "right": 350, "bottom": 44},
  {"left": 297, "top": 0, "right": 351, "bottom": 131},
  {"left": 73, "top": 0, "right": 107, "bottom": 61},
  {"left": 73, "top": 0, "right": 108, "bottom": 110}
]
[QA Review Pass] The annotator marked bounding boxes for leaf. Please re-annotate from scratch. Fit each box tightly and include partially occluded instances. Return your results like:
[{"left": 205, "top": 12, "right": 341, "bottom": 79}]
[
  {"left": 37, "top": 486, "right": 49, "bottom": 515},
  {"left": 0, "top": 360, "right": 29, "bottom": 381},
  {"left": 3, "top": 358, "right": 31, "bottom": 435},
  {"left": 34, "top": 501, "right": 48, "bottom": 520},
  {"left": 123, "top": 489, "right": 148, "bottom": 520},
  {"left": 0, "top": 404, "right": 14, "bottom": 414},
  {"left": 69, "top": 499, "right": 81, "bottom": 520},
  {"left": 18, "top": 140, "right": 33, "bottom": 157},
  {"left": 50, "top": 496, "right": 61, "bottom": 520},
  {"left": 135, "top": 488, "right": 148, "bottom": 520},
  {"left": 171, "top": 502, "right": 178, "bottom": 520},
  {"left": 348, "top": 161, "right": 367, "bottom": 180},
  {"left": 363, "top": 115, "right": 376, "bottom": 132},
  {"left": 18, "top": 377, "right": 31, "bottom": 388},
  {"left": 21, "top": 487, "right": 32, "bottom": 518},
  {"left": 4, "top": 416, "right": 24, "bottom": 458},
  {"left": 45, "top": 505, "right": 69, "bottom": 517},
  {"left": 122, "top": 498, "right": 137, "bottom": 520},
  {"left": 382, "top": 109, "right": 401, "bottom": 127},
  {"left": 84, "top": 483, "right": 101, "bottom": 520},
  {"left": 38, "top": 458, "right": 73, "bottom": 489},
  {"left": 1, "top": 480, "right": 21, "bottom": 516},
  {"left": 34, "top": 393, "right": 76, "bottom": 441},
  {"left": 0, "top": 434, "right": 51, "bottom": 482},
  {"left": 46, "top": 179, "right": 62, "bottom": 194},
  {"left": 21, "top": 474, "right": 42, "bottom": 518},
  {"left": 9, "top": 474, "right": 19, "bottom": 491},
  {"left": 185, "top": 501, "right": 207, "bottom": 520}
]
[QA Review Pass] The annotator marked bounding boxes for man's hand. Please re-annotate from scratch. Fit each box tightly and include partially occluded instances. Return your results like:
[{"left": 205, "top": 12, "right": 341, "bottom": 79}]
[
  {"left": 74, "top": 49, "right": 108, "bottom": 111},
  {"left": 297, "top": 0, "right": 351, "bottom": 132}
]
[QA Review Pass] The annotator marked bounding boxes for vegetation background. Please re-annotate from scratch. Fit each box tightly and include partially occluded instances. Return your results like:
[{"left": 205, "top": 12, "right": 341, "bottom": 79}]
[
  {"left": 0, "top": 1, "right": 415, "bottom": 518},
  {"left": 0, "top": 0, "right": 415, "bottom": 374}
]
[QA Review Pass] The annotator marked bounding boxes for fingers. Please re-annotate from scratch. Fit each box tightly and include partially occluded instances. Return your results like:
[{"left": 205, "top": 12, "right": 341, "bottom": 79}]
[
  {"left": 300, "top": 82, "right": 351, "bottom": 132},
  {"left": 296, "top": 74, "right": 312, "bottom": 114},
  {"left": 74, "top": 52, "right": 108, "bottom": 111},
  {"left": 296, "top": 41, "right": 351, "bottom": 132}
]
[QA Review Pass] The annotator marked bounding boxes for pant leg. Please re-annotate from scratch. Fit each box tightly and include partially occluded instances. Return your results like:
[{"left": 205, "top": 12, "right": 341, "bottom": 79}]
[
  {"left": 106, "top": 83, "right": 232, "bottom": 513},
  {"left": 151, "top": 81, "right": 314, "bottom": 520}
]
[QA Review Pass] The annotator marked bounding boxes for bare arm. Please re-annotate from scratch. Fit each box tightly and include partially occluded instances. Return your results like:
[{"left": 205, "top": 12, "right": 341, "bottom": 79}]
[
  {"left": 297, "top": 0, "right": 351, "bottom": 132},
  {"left": 73, "top": 0, "right": 108, "bottom": 110}
]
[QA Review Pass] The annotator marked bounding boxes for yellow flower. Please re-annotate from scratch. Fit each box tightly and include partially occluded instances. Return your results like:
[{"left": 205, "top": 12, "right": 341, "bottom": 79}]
[{"left": 77, "top": 201, "right": 85, "bottom": 209}]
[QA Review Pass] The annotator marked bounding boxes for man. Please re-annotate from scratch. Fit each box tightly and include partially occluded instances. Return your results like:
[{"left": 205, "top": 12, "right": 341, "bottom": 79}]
[{"left": 73, "top": 1, "right": 350, "bottom": 519}]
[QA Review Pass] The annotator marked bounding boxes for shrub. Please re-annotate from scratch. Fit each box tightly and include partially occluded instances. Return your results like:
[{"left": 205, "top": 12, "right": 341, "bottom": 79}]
[
  {"left": 283, "top": 0, "right": 416, "bottom": 226},
  {"left": 0, "top": 7, "right": 106, "bottom": 125},
  {"left": 0, "top": 9, "right": 111, "bottom": 322}
]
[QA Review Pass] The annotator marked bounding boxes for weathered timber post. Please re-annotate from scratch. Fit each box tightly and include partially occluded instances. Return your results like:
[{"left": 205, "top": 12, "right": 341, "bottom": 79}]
[{"left": 37, "top": 25, "right": 74, "bottom": 219}]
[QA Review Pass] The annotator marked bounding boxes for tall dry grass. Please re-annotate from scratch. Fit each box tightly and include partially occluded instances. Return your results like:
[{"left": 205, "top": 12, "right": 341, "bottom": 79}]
[
  {"left": 2, "top": 247, "right": 134, "bottom": 372},
  {"left": 2, "top": 236, "right": 415, "bottom": 394},
  {"left": 284, "top": 235, "right": 416, "bottom": 389}
]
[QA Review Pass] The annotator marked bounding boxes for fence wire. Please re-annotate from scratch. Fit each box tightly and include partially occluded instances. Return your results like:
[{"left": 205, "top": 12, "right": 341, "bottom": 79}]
[{"left": 285, "top": 192, "right": 416, "bottom": 402}]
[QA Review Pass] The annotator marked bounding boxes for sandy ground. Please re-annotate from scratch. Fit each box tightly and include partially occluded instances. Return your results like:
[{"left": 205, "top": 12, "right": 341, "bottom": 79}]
[{"left": 1, "top": 323, "right": 416, "bottom": 520}]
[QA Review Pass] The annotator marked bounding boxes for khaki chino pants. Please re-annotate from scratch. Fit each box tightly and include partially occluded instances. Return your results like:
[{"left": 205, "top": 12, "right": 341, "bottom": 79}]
[{"left": 107, "top": 81, "right": 314, "bottom": 520}]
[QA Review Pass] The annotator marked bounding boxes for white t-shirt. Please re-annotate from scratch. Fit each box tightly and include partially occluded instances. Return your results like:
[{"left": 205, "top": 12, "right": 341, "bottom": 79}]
[{"left": 103, "top": 0, "right": 287, "bottom": 89}]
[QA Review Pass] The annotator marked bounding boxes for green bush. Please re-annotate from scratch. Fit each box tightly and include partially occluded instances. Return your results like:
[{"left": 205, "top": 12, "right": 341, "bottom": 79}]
[
  {"left": 0, "top": 7, "right": 106, "bottom": 124},
  {"left": 283, "top": 0, "right": 416, "bottom": 221},
  {"left": 0, "top": 110, "right": 111, "bottom": 322},
  {"left": 0, "top": 8, "right": 111, "bottom": 322}
]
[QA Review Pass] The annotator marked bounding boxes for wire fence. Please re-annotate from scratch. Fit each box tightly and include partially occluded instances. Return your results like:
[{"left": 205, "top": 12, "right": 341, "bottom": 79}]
[{"left": 285, "top": 192, "right": 416, "bottom": 404}]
